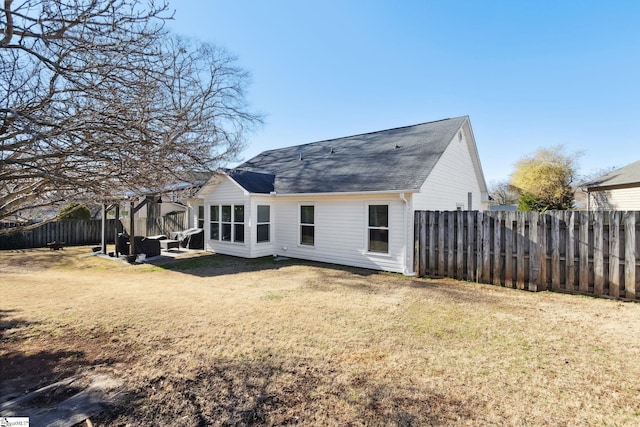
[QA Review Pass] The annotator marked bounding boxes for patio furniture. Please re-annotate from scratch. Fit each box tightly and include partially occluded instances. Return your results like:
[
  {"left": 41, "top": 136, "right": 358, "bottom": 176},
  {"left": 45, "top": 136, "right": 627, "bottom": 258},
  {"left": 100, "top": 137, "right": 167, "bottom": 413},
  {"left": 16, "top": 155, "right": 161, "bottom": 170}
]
[
  {"left": 159, "top": 239, "right": 180, "bottom": 251},
  {"left": 171, "top": 228, "right": 204, "bottom": 249},
  {"left": 47, "top": 240, "right": 65, "bottom": 250}
]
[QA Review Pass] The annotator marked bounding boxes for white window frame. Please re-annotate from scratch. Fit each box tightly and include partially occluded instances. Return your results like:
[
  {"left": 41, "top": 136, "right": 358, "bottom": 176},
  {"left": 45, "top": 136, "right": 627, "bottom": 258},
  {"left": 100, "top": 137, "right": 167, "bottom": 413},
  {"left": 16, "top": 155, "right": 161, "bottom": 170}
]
[
  {"left": 366, "top": 203, "right": 389, "bottom": 254},
  {"left": 197, "top": 205, "right": 205, "bottom": 229},
  {"left": 256, "top": 205, "right": 270, "bottom": 243},
  {"left": 299, "top": 204, "right": 315, "bottom": 246},
  {"left": 209, "top": 204, "right": 245, "bottom": 244}
]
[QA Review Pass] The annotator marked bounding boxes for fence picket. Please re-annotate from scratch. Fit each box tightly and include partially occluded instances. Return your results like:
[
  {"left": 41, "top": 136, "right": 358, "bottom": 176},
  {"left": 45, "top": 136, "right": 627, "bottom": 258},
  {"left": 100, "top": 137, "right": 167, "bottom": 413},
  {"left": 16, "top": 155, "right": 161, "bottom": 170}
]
[
  {"left": 528, "top": 212, "right": 539, "bottom": 291},
  {"left": 448, "top": 211, "right": 455, "bottom": 277},
  {"left": 438, "top": 212, "right": 446, "bottom": 276},
  {"left": 504, "top": 212, "right": 514, "bottom": 288},
  {"left": 609, "top": 211, "right": 621, "bottom": 298},
  {"left": 493, "top": 212, "right": 503, "bottom": 286},
  {"left": 456, "top": 211, "right": 464, "bottom": 279},
  {"left": 579, "top": 212, "right": 590, "bottom": 293},
  {"left": 466, "top": 211, "right": 475, "bottom": 281},
  {"left": 566, "top": 211, "right": 576, "bottom": 291},
  {"left": 428, "top": 211, "right": 436, "bottom": 275},
  {"left": 551, "top": 214, "right": 560, "bottom": 290},
  {"left": 593, "top": 211, "right": 605, "bottom": 295},
  {"left": 624, "top": 212, "right": 636, "bottom": 299}
]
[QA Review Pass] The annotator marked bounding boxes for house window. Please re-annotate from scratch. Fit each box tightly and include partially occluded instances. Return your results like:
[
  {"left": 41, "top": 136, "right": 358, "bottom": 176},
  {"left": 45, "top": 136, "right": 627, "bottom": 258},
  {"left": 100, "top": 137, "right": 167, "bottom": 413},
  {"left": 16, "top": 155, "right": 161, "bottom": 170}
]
[
  {"left": 221, "top": 205, "right": 232, "bottom": 241},
  {"left": 198, "top": 206, "right": 205, "bottom": 229},
  {"left": 210, "top": 204, "right": 244, "bottom": 243},
  {"left": 234, "top": 205, "right": 244, "bottom": 243},
  {"left": 210, "top": 205, "right": 219, "bottom": 240},
  {"left": 257, "top": 205, "right": 270, "bottom": 243},
  {"left": 300, "top": 205, "right": 314, "bottom": 246},
  {"left": 368, "top": 205, "right": 388, "bottom": 253}
]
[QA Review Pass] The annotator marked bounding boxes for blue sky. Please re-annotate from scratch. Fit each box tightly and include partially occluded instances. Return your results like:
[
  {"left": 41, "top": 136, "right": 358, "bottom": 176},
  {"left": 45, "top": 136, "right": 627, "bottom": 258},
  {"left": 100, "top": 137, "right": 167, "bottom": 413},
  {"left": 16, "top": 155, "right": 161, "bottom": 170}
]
[{"left": 167, "top": 1, "right": 639, "bottom": 185}]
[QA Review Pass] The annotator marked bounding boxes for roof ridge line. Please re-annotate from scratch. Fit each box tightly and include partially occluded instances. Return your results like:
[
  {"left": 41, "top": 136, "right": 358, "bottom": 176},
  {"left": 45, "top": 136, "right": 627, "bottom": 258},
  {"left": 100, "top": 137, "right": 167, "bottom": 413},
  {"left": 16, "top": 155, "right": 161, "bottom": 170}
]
[{"left": 259, "top": 116, "right": 468, "bottom": 154}]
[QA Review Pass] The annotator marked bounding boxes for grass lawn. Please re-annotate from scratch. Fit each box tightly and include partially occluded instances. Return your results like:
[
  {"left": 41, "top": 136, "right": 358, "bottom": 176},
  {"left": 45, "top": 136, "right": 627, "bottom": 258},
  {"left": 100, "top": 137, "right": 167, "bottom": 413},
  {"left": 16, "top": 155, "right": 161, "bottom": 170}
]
[{"left": 1, "top": 246, "right": 640, "bottom": 426}]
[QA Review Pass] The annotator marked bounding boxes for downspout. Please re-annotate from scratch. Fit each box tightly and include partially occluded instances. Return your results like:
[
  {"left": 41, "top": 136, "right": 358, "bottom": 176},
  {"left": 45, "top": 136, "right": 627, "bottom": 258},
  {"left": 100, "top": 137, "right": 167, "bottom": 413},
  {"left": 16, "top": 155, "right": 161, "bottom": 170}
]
[{"left": 399, "top": 192, "right": 416, "bottom": 276}]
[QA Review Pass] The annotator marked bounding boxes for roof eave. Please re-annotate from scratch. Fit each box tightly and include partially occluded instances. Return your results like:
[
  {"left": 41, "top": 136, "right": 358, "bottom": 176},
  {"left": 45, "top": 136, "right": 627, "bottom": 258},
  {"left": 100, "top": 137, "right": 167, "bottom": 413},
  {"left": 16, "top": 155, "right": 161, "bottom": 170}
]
[
  {"left": 587, "top": 182, "right": 640, "bottom": 192},
  {"left": 264, "top": 189, "right": 419, "bottom": 197}
]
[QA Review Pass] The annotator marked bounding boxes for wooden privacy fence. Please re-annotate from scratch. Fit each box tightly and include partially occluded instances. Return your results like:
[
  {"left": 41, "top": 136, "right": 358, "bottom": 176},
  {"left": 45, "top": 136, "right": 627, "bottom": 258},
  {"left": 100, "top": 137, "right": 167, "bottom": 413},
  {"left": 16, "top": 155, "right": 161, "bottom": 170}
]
[
  {"left": 414, "top": 211, "right": 639, "bottom": 301},
  {"left": 0, "top": 219, "right": 121, "bottom": 250}
]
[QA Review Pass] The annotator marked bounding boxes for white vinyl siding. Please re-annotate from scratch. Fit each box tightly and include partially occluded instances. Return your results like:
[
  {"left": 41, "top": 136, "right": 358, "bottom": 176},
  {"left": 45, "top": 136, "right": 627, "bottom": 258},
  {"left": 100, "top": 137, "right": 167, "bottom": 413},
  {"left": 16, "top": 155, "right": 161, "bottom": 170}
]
[
  {"left": 590, "top": 187, "right": 640, "bottom": 210},
  {"left": 273, "top": 194, "right": 408, "bottom": 273},
  {"left": 413, "top": 124, "right": 486, "bottom": 211}
]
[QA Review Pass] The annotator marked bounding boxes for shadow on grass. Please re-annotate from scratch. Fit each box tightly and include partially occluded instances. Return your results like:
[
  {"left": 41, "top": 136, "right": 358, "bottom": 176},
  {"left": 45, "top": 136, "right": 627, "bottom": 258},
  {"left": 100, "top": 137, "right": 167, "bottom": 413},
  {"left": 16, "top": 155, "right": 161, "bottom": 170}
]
[
  {"left": 0, "top": 309, "right": 123, "bottom": 413},
  {"left": 94, "top": 358, "right": 475, "bottom": 426},
  {"left": 146, "top": 253, "right": 504, "bottom": 305},
  {"left": 146, "top": 253, "right": 379, "bottom": 280},
  {"left": 0, "top": 310, "right": 89, "bottom": 403}
]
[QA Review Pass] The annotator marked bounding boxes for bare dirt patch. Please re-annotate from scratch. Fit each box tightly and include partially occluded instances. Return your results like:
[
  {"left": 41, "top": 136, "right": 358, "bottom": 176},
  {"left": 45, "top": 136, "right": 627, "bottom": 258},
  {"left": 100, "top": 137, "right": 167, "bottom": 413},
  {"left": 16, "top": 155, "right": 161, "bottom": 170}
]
[{"left": 1, "top": 246, "right": 640, "bottom": 425}]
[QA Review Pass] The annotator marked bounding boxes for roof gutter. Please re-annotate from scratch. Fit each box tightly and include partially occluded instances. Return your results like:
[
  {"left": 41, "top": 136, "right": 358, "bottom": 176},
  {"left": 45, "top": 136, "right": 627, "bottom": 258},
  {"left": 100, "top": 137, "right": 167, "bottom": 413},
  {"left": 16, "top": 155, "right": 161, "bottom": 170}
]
[{"left": 265, "top": 189, "right": 419, "bottom": 197}]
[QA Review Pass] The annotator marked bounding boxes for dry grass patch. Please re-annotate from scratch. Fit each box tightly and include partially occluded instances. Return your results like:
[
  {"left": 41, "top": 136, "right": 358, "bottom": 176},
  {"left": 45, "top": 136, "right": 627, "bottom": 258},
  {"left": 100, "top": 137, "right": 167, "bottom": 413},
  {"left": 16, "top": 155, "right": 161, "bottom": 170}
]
[{"left": 1, "top": 246, "right": 640, "bottom": 425}]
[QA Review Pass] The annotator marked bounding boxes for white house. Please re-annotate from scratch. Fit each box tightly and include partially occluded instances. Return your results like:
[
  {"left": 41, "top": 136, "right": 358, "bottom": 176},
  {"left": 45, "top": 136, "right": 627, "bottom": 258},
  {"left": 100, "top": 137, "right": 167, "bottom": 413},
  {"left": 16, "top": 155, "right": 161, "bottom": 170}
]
[
  {"left": 197, "top": 116, "right": 488, "bottom": 275},
  {"left": 584, "top": 160, "right": 640, "bottom": 210}
]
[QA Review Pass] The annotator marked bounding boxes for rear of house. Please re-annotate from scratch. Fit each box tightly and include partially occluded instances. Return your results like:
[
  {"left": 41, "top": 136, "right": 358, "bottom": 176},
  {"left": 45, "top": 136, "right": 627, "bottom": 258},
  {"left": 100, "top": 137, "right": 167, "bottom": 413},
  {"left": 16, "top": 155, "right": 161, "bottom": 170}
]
[
  {"left": 584, "top": 160, "right": 640, "bottom": 210},
  {"left": 198, "top": 116, "right": 488, "bottom": 274}
]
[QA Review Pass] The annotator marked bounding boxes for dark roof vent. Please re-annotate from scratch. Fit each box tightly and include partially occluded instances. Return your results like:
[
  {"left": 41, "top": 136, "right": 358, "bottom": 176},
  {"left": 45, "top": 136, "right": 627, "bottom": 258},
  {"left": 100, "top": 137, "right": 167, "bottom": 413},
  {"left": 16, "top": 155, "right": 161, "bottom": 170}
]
[
  {"left": 329, "top": 147, "right": 335, "bottom": 154},
  {"left": 395, "top": 144, "right": 400, "bottom": 149}
]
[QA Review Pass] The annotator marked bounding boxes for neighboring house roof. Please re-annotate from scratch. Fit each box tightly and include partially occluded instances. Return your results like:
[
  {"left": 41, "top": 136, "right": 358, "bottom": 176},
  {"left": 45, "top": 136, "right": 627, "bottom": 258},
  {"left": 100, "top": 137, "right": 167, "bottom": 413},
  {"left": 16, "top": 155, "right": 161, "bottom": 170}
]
[
  {"left": 583, "top": 160, "right": 640, "bottom": 191},
  {"left": 225, "top": 116, "right": 471, "bottom": 194}
]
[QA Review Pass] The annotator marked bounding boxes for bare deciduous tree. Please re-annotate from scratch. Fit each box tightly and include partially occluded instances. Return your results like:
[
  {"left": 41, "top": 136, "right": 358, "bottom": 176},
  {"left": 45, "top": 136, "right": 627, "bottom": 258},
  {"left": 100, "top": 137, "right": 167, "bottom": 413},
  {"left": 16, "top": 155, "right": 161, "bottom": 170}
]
[
  {"left": 1, "top": 0, "right": 261, "bottom": 232},
  {"left": 488, "top": 180, "right": 519, "bottom": 206}
]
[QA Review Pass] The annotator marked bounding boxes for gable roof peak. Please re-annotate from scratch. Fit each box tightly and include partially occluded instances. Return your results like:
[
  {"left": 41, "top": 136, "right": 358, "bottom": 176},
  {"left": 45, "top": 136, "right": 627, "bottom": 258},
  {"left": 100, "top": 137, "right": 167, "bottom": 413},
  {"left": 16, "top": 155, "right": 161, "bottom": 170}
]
[{"left": 232, "top": 115, "right": 473, "bottom": 194}]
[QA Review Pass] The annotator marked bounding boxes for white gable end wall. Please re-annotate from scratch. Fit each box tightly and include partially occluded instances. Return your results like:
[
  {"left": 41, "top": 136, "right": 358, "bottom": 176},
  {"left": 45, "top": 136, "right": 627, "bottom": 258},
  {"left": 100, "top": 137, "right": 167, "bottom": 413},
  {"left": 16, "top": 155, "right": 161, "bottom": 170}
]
[
  {"left": 413, "top": 127, "right": 484, "bottom": 211},
  {"left": 201, "top": 176, "right": 252, "bottom": 258}
]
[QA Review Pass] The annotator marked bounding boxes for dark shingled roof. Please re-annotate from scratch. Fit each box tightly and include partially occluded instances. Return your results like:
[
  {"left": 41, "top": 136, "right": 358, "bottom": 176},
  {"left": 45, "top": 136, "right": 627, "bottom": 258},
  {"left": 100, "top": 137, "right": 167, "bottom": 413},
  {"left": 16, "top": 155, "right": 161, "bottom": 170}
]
[
  {"left": 230, "top": 116, "right": 469, "bottom": 194},
  {"left": 584, "top": 160, "right": 640, "bottom": 190}
]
